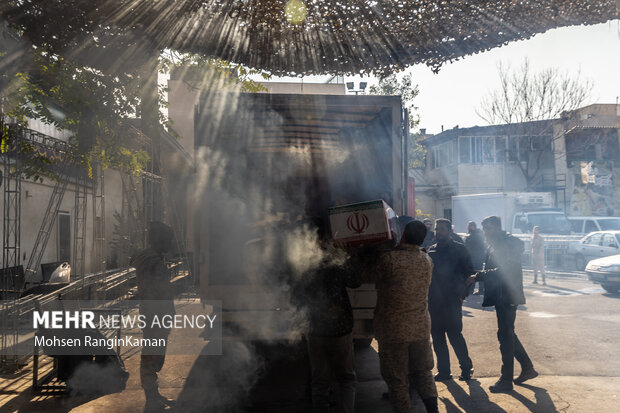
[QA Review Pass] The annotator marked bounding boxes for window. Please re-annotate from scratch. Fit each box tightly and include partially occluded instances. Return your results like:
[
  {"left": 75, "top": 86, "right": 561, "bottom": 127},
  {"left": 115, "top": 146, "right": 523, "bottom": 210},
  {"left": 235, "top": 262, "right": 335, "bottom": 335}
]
[
  {"left": 603, "top": 234, "right": 618, "bottom": 248},
  {"left": 459, "top": 137, "right": 471, "bottom": 163},
  {"left": 431, "top": 141, "right": 458, "bottom": 169},
  {"left": 483, "top": 137, "right": 494, "bottom": 163},
  {"left": 449, "top": 140, "right": 457, "bottom": 165},
  {"left": 495, "top": 136, "right": 507, "bottom": 163},
  {"left": 439, "top": 143, "right": 448, "bottom": 166},
  {"left": 58, "top": 213, "right": 71, "bottom": 262},
  {"left": 518, "top": 137, "right": 529, "bottom": 161},
  {"left": 570, "top": 219, "right": 583, "bottom": 233},
  {"left": 508, "top": 137, "right": 519, "bottom": 161},
  {"left": 458, "top": 136, "right": 508, "bottom": 164},
  {"left": 472, "top": 137, "right": 483, "bottom": 163},
  {"left": 584, "top": 233, "right": 602, "bottom": 245},
  {"left": 598, "top": 219, "right": 620, "bottom": 230},
  {"left": 585, "top": 220, "right": 598, "bottom": 233}
]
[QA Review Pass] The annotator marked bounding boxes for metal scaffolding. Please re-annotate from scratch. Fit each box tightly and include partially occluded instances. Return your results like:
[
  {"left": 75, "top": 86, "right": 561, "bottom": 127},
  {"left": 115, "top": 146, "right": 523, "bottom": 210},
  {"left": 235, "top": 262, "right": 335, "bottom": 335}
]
[
  {"left": 24, "top": 167, "right": 70, "bottom": 281},
  {"left": 92, "top": 163, "right": 106, "bottom": 273},
  {"left": 1, "top": 121, "right": 22, "bottom": 371},
  {"left": 20, "top": 127, "right": 72, "bottom": 283},
  {"left": 72, "top": 173, "right": 88, "bottom": 280}
]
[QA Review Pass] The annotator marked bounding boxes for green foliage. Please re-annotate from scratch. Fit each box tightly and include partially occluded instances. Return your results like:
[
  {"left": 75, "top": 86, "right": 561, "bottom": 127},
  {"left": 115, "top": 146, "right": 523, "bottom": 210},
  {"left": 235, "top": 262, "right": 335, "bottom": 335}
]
[
  {"left": 0, "top": 32, "right": 271, "bottom": 181},
  {"left": 368, "top": 73, "right": 426, "bottom": 169},
  {"left": 159, "top": 50, "right": 269, "bottom": 94},
  {"left": 1, "top": 42, "right": 150, "bottom": 179},
  {"left": 408, "top": 132, "right": 427, "bottom": 169}
]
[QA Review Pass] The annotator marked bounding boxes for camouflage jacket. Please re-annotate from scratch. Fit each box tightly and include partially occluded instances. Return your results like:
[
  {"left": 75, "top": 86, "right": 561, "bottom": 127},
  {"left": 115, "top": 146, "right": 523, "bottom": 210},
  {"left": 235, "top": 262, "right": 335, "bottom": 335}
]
[
  {"left": 363, "top": 244, "right": 433, "bottom": 343},
  {"left": 293, "top": 258, "right": 362, "bottom": 337}
]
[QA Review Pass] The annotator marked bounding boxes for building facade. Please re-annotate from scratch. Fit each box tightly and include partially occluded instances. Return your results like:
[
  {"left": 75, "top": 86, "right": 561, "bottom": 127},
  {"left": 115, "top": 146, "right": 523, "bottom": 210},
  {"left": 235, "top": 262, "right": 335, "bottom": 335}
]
[{"left": 417, "top": 104, "right": 620, "bottom": 221}]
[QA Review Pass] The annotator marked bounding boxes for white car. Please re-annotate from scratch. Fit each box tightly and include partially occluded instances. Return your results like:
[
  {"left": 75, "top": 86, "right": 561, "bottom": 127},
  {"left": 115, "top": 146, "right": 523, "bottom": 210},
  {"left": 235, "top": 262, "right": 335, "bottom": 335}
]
[
  {"left": 585, "top": 255, "right": 620, "bottom": 293},
  {"left": 570, "top": 230, "right": 620, "bottom": 271},
  {"left": 568, "top": 216, "right": 620, "bottom": 235}
]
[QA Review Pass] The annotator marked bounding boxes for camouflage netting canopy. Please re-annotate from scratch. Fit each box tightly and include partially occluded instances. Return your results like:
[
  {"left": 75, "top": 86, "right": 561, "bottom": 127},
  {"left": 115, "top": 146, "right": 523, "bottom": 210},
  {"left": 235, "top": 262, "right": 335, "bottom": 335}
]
[{"left": 2, "top": 0, "right": 619, "bottom": 76}]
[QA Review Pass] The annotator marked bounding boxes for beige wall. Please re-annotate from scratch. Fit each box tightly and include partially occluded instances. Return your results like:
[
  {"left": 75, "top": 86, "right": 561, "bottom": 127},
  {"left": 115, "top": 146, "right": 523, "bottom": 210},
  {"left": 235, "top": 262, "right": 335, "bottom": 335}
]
[
  {"left": 167, "top": 79, "right": 199, "bottom": 157},
  {"left": 0, "top": 167, "right": 125, "bottom": 282},
  {"left": 573, "top": 104, "right": 620, "bottom": 118},
  {"left": 103, "top": 169, "right": 126, "bottom": 268},
  {"left": 456, "top": 163, "right": 528, "bottom": 194}
]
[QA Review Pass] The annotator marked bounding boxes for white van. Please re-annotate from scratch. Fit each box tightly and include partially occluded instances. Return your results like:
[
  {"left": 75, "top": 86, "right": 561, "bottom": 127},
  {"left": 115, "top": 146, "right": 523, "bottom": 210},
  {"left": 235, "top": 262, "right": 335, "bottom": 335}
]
[{"left": 568, "top": 216, "right": 620, "bottom": 235}]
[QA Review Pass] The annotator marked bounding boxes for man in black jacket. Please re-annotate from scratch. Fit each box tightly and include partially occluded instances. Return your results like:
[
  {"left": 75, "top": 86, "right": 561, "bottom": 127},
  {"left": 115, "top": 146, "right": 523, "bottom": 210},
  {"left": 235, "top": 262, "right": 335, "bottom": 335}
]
[
  {"left": 465, "top": 221, "right": 486, "bottom": 294},
  {"left": 294, "top": 220, "right": 362, "bottom": 413},
  {"left": 467, "top": 216, "right": 538, "bottom": 393},
  {"left": 133, "top": 221, "right": 176, "bottom": 411},
  {"left": 427, "top": 219, "right": 475, "bottom": 382}
]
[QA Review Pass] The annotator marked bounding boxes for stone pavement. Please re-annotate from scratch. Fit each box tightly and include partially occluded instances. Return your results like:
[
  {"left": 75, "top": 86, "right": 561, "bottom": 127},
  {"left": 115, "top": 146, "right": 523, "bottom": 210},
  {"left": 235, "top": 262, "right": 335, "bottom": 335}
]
[
  {"left": 66, "top": 375, "right": 620, "bottom": 413},
  {"left": 2, "top": 275, "right": 619, "bottom": 413},
  {"left": 2, "top": 344, "right": 619, "bottom": 413}
]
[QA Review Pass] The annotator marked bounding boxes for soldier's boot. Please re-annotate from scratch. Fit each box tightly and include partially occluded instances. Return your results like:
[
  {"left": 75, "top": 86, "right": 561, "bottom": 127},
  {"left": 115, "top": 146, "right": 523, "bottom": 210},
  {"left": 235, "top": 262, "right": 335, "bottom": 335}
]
[
  {"left": 144, "top": 388, "right": 175, "bottom": 412},
  {"left": 422, "top": 396, "right": 439, "bottom": 413}
]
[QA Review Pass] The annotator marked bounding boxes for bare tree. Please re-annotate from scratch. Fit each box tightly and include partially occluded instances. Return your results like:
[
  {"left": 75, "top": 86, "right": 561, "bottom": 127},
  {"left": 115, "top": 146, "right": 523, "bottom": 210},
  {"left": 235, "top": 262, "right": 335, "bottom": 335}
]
[
  {"left": 477, "top": 59, "right": 592, "bottom": 190},
  {"left": 477, "top": 59, "right": 592, "bottom": 125}
]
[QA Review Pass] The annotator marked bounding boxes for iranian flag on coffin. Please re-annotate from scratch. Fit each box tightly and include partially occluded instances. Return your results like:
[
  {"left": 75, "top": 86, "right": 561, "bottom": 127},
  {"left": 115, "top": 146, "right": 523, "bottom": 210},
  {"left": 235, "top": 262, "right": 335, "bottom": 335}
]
[{"left": 329, "top": 200, "right": 396, "bottom": 247}]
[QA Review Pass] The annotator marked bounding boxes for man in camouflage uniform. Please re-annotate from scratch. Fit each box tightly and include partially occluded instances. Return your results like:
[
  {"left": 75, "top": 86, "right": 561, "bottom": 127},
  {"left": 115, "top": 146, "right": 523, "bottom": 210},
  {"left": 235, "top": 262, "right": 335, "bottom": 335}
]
[
  {"left": 132, "top": 221, "right": 176, "bottom": 412},
  {"left": 363, "top": 220, "right": 438, "bottom": 413}
]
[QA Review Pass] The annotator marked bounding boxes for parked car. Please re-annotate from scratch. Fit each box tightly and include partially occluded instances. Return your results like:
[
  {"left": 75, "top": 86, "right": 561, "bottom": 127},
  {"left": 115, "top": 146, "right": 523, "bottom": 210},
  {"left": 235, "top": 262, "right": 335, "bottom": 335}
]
[
  {"left": 585, "top": 254, "right": 620, "bottom": 293},
  {"left": 570, "top": 230, "right": 620, "bottom": 270},
  {"left": 568, "top": 216, "right": 620, "bottom": 235}
]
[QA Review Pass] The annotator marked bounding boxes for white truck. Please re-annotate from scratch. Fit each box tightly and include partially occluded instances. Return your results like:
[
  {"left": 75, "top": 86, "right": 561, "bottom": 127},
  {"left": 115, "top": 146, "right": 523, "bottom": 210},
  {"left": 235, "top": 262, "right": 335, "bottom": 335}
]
[
  {"left": 452, "top": 192, "right": 572, "bottom": 235},
  {"left": 187, "top": 91, "right": 410, "bottom": 405}
]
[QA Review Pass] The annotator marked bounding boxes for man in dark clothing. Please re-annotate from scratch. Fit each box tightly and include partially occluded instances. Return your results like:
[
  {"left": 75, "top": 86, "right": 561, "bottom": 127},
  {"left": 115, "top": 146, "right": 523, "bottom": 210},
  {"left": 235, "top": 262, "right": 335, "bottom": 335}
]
[
  {"left": 427, "top": 219, "right": 475, "bottom": 382},
  {"left": 295, "top": 221, "right": 361, "bottom": 413},
  {"left": 132, "top": 221, "right": 176, "bottom": 412},
  {"left": 422, "top": 218, "right": 435, "bottom": 249},
  {"left": 465, "top": 221, "right": 486, "bottom": 294},
  {"left": 467, "top": 216, "right": 538, "bottom": 393}
]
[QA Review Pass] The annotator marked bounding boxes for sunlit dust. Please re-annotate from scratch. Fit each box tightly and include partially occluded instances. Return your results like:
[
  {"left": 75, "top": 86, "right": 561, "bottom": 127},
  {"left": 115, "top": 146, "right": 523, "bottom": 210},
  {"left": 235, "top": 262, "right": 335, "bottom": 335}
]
[{"left": 285, "top": 0, "right": 308, "bottom": 25}]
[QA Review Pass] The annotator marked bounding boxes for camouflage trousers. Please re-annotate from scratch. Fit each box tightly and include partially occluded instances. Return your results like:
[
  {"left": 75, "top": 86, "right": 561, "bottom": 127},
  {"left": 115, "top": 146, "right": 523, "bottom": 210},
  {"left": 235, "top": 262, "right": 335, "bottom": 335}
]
[{"left": 378, "top": 339, "right": 437, "bottom": 413}]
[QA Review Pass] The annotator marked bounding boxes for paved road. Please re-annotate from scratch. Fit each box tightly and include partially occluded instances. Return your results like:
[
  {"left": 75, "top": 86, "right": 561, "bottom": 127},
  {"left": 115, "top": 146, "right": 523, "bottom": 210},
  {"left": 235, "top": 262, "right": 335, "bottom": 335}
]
[
  {"left": 3, "top": 268, "right": 619, "bottom": 412},
  {"left": 349, "top": 268, "right": 620, "bottom": 412},
  {"left": 454, "top": 269, "right": 620, "bottom": 379}
]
